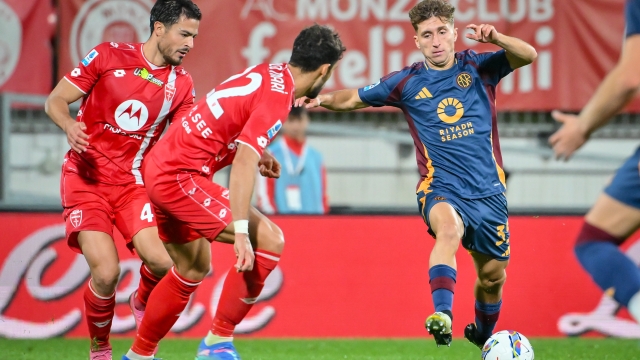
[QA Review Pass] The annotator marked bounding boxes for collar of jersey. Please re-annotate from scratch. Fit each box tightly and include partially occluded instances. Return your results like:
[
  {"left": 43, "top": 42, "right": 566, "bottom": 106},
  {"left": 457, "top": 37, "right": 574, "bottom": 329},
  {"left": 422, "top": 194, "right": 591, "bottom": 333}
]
[
  {"left": 422, "top": 58, "right": 459, "bottom": 77},
  {"left": 139, "top": 44, "right": 170, "bottom": 70}
]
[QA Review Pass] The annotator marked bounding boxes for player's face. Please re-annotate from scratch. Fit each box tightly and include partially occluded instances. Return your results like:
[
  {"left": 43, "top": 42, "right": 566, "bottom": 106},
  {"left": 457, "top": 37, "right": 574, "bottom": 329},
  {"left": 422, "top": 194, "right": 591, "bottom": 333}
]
[
  {"left": 306, "top": 64, "right": 336, "bottom": 99},
  {"left": 158, "top": 16, "right": 200, "bottom": 66},
  {"left": 414, "top": 17, "right": 457, "bottom": 69}
]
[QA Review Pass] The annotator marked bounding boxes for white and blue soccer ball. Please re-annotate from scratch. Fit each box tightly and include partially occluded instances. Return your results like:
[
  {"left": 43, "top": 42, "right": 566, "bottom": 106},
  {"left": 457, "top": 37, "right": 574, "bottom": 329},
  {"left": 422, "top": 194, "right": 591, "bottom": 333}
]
[{"left": 481, "top": 330, "right": 534, "bottom": 360}]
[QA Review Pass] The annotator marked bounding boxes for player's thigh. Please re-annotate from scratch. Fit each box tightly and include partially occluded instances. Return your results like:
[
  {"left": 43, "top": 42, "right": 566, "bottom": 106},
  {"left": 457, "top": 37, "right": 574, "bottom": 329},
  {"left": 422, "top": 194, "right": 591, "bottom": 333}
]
[
  {"left": 419, "top": 192, "right": 465, "bottom": 241},
  {"left": 467, "top": 193, "right": 510, "bottom": 261},
  {"left": 61, "top": 171, "right": 114, "bottom": 253},
  {"left": 77, "top": 231, "right": 120, "bottom": 294},
  {"left": 114, "top": 184, "right": 158, "bottom": 252},
  {"left": 585, "top": 193, "right": 640, "bottom": 239},
  {"left": 589, "top": 149, "right": 640, "bottom": 238},
  {"left": 216, "top": 206, "right": 284, "bottom": 254},
  {"left": 164, "top": 237, "right": 211, "bottom": 281}
]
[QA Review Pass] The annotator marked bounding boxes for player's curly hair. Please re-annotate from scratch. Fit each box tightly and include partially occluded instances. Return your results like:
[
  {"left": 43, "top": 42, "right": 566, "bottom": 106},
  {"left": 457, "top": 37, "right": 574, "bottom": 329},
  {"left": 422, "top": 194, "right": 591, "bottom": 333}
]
[
  {"left": 289, "top": 24, "right": 346, "bottom": 73},
  {"left": 149, "top": 0, "right": 202, "bottom": 33},
  {"left": 409, "top": 0, "right": 455, "bottom": 31}
]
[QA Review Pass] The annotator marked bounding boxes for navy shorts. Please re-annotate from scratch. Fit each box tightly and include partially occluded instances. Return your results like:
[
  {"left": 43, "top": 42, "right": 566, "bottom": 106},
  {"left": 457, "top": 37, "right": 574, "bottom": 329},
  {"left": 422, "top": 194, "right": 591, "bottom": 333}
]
[
  {"left": 417, "top": 191, "right": 510, "bottom": 261},
  {"left": 604, "top": 146, "right": 640, "bottom": 209}
]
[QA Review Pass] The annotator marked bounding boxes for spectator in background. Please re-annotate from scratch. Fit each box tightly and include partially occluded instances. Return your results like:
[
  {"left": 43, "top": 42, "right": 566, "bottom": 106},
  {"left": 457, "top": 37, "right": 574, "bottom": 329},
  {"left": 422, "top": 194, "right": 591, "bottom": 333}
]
[{"left": 256, "top": 107, "right": 329, "bottom": 214}]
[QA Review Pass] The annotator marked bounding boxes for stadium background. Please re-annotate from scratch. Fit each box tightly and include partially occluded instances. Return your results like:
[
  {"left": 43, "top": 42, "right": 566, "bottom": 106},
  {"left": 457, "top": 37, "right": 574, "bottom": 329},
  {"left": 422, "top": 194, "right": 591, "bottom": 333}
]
[{"left": 1, "top": 0, "right": 640, "bottom": 353}]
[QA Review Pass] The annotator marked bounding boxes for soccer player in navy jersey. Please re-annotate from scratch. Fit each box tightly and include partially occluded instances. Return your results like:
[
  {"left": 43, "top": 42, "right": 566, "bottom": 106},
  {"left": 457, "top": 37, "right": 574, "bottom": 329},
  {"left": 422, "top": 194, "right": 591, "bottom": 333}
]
[
  {"left": 296, "top": 0, "right": 536, "bottom": 349},
  {"left": 549, "top": 0, "right": 640, "bottom": 325}
]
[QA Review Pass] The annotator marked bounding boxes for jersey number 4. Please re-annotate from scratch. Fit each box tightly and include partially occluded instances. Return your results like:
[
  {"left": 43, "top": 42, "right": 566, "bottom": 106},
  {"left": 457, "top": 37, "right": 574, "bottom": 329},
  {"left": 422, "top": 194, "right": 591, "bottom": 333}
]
[
  {"left": 141, "top": 203, "right": 154, "bottom": 223},
  {"left": 206, "top": 66, "right": 262, "bottom": 119}
]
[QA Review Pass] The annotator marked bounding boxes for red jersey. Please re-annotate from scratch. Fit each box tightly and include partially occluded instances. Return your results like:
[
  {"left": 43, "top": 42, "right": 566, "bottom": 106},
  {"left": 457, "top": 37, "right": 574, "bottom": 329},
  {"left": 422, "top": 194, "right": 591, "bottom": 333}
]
[
  {"left": 149, "top": 63, "right": 294, "bottom": 177},
  {"left": 63, "top": 42, "right": 194, "bottom": 185}
]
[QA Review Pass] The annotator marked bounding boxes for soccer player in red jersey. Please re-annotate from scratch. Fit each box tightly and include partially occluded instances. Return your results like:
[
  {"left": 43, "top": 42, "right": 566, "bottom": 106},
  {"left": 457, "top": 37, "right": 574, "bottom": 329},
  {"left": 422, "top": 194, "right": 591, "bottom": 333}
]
[
  {"left": 122, "top": 25, "right": 346, "bottom": 360},
  {"left": 44, "top": 1, "right": 201, "bottom": 359}
]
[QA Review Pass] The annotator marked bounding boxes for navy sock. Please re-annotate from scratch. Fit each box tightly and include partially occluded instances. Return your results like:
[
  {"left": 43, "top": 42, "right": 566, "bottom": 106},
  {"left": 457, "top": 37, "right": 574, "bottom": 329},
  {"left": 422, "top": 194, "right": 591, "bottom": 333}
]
[
  {"left": 575, "top": 241, "right": 640, "bottom": 306},
  {"left": 429, "top": 265, "right": 456, "bottom": 313},
  {"left": 475, "top": 300, "right": 501, "bottom": 338}
]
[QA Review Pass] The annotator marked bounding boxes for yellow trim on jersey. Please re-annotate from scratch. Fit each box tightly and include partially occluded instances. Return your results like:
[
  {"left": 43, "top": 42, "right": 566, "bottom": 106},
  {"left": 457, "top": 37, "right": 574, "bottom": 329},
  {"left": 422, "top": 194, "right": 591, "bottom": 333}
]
[
  {"left": 490, "top": 134, "right": 507, "bottom": 188},
  {"left": 415, "top": 87, "right": 433, "bottom": 99},
  {"left": 417, "top": 144, "right": 435, "bottom": 194}
]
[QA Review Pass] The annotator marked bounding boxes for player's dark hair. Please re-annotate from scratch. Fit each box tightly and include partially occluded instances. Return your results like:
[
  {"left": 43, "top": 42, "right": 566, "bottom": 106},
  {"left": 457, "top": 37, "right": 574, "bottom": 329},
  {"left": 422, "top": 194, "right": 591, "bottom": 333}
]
[
  {"left": 149, "top": 0, "right": 202, "bottom": 33},
  {"left": 289, "top": 24, "right": 346, "bottom": 73},
  {"left": 409, "top": 0, "right": 455, "bottom": 31}
]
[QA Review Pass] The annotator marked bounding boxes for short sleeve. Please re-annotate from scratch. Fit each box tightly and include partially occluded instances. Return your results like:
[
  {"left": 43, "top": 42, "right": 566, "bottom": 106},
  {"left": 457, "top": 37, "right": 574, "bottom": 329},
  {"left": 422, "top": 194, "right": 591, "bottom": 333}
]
[
  {"left": 626, "top": 0, "right": 640, "bottom": 37},
  {"left": 357, "top": 70, "right": 409, "bottom": 107},
  {"left": 468, "top": 50, "right": 513, "bottom": 85},
  {"left": 64, "top": 43, "right": 110, "bottom": 94},
  {"left": 236, "top": 96, "right": 289, "bottom": 158}
]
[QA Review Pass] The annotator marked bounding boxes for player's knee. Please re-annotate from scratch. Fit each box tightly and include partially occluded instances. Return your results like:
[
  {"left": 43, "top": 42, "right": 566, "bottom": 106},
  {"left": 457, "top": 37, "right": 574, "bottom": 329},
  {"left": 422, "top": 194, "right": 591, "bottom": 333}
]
[
  {"left": 90, "top": 264, "right": 121, "bottom": 294},
  {"left": 258, "top": 224, "right": 285, "bottom": 255},
  {"left": 435, "top": 226, "right": 461, "bottom": 250},
  {"left": 143, "top": 256, "right": 173, "bottom": 277},
  {"left": 478, "top": 269, "right": 506, "bottom": 293}
]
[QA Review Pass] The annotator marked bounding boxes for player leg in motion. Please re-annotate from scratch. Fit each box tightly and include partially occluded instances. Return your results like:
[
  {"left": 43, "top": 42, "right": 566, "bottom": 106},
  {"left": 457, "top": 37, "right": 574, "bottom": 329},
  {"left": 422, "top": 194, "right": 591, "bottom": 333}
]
[
  {"left": 295, "top": 0, "right": 536, "bottom": 349},
  {"left": 45, "top": 1, "right": 201, "bottom": 358},
  {"left": 549, "top": 0, "right": 640, "bottom": 325},
  {"left": 122, "top": 25, "right": 345, "bottom": 360}
]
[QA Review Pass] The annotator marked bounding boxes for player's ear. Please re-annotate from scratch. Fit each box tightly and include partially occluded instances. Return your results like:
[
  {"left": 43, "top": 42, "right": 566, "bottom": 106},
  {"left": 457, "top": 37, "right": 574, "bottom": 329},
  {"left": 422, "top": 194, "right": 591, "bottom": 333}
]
[
  {"left": 453, "top": 26, "right": 458, "bottom": 41},
  {"left": 414, "top": 34, "right": 420, "bottom": 49},
  {"left": 318, "top": 63, "right": 332, "bottom": 78},
  {"left": 153, "top": 21, "right": 165, "bottom": 36}
]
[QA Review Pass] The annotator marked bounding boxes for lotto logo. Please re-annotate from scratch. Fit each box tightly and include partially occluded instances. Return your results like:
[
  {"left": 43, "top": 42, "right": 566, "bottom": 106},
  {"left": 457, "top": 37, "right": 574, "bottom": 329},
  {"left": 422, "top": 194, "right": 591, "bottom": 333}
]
[
  {"left": 71, "top": 68, "right": 81, "bottom": 77},
  {"left": 204, "top": 198, "right": 211, "bottom": 207},
  {"left": 257, "top": 136, "right": 268, "bottom": 148},
  {"left": 113, "top": 70, "right": 126, "bottom": 77},
  {"left": 219, "top": 209, "right": 227, "bottom": 218},
  {"left": 69, "top": 210, "right": 82, "bottom": 228}
]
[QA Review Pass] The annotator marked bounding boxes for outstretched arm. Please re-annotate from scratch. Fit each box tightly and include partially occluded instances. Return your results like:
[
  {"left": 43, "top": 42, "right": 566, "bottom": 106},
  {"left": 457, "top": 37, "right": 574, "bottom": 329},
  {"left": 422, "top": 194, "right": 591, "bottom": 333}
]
[
  {"left": 549, "top": 35, "right": 640, "bottom": 160},
  {"left": 466, "top": 24, "right": 537, "bottom": 69},
  {"left": 295, "top": 89, "right": 369, "bottom": 111}
]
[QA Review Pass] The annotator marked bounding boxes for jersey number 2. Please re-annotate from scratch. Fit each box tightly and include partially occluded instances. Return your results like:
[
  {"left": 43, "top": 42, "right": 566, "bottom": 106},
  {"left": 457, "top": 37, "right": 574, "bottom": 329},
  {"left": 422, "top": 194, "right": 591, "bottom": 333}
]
[{"left": 206, "top": 67, "right": 262, "bottom": 119}]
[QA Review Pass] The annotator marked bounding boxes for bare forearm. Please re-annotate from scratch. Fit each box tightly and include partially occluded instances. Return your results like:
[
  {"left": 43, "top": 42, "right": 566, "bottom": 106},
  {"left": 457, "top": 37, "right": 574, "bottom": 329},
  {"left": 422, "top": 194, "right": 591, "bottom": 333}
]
[
  {"left": 45, "top": 96, "right": 76, "bottom": 131},
  {"left": 579, "top": 66, "right": 639, "bottom": 134},
  {"left": 318, "top": 89, "right": 368, "bottom": 111},
  {"left": 229, "top": 156, "right": 257, "bottom": 222},
  {"left": 494, "top": 33, "right": 537, "bottom": 68}
]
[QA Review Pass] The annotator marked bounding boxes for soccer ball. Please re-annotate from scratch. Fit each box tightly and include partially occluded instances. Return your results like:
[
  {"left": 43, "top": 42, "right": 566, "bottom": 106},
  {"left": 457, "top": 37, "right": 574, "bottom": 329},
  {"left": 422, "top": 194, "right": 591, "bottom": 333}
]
[{"left": 481, "top": 330, "right": 534, "bottom": 359}]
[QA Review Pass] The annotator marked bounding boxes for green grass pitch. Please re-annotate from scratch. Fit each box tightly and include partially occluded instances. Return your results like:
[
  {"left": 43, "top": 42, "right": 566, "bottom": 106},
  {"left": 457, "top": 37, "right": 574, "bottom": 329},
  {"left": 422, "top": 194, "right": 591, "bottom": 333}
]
[{"left": 2, "top": 338, "right": 640, "bottom": 359}]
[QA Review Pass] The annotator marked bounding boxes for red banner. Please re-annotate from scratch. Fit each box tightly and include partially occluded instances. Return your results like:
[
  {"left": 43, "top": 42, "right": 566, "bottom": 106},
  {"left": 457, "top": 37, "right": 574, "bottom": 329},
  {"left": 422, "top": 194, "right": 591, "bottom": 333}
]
[
  {"left": 57, "top": 0, "right": 640, "bottom": 112},
  {"left": 1, "top": 213, "right": 639, "bottom": 339},
  {"left": 0, "top": 0, "right": 54, "bottom": 95}
]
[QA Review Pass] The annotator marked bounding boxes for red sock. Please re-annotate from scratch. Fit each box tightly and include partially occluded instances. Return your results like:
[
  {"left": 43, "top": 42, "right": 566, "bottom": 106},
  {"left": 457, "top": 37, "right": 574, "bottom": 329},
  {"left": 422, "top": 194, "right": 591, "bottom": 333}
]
[
  {"left": 211, "top": 250, "right": 280, "bottom": 337},
  {"left": 84, "top": 280, "right": 115, "bottom": 351},
  {"left": 135, "top": 264, "right": 161, "bottom": 309},
  {"left": 132, "top": 267, "right": 201, "bottom": 356}
]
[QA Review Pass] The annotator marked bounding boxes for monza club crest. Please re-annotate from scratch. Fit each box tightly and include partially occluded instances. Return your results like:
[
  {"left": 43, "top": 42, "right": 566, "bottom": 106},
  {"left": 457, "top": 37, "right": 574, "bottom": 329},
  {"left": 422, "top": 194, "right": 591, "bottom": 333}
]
[
  {"left": 70, "top": 0, "right": 153, "bottom": 65},
  {"left": 70, "top": 209, "right": 82, "bottom": 228},
  {"left": 165, "top": 83, "right": 176, "bottom": 102}
]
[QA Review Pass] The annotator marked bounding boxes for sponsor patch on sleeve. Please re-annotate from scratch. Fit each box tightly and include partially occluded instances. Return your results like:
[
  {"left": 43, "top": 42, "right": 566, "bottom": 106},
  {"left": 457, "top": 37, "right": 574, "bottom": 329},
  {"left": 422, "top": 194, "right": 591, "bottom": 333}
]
[
  {"left": 267, "top": 120, "right": 283, "bottom": 139},
  {"left": 363, "top": 81, "right": 380, "bottom": 91},
  {"left": 81, "top": 49, "right": 99, "bottom": 66}
]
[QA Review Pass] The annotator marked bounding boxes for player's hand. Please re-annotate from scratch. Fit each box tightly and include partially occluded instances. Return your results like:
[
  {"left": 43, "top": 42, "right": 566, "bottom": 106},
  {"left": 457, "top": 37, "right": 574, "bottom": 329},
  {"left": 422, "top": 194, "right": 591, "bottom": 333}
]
[
  {"left": 295, "top": 96, "right": 322, "bottom": 109},
  {"left": 549, "top": 110, "right": 589, "bottom": 161},
  {"left": 234, "top": 233, "right": 255, "bottom": 272},
  {"left": 259, "top": 152, "right": 281, "bottom": 178},
  {"left": 64, "top": 120, "right": 90, "bottom": 153},
  {"left": 466, "top": 24, "right": 500, "bottom": 44}
]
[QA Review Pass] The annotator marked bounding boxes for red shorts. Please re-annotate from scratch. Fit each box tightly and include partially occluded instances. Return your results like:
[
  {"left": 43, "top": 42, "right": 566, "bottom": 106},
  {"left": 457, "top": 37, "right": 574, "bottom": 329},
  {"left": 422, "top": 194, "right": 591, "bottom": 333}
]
[
  {"left": 143, "top": 160, "right": 231, "bottom": 244},
  {"left": 60, "top": 168, "right": 157, "bottom": 253}
]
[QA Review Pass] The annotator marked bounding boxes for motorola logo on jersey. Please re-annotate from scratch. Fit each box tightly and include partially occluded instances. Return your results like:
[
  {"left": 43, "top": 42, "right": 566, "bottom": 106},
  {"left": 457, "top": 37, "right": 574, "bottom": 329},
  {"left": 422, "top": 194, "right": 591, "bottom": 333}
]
[
  {"left": 456, "top": 73, "right": 472, "bottom": 88},
  {"left": 115, "top": 100, "right": 149, "bottom": 131},
  {"left": 437, "top": 98, "right": 465, "bottom": 124}
]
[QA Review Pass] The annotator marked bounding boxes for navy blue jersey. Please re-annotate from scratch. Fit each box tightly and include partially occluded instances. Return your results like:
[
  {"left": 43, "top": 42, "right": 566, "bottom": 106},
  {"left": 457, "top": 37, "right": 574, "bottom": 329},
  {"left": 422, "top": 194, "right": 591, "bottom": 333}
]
[
  {"left": 358, "top": 50, "right": 513, "bottom": 199},
  {"left": 626, "top": 0, "right": 640, "bottom": 37}
]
